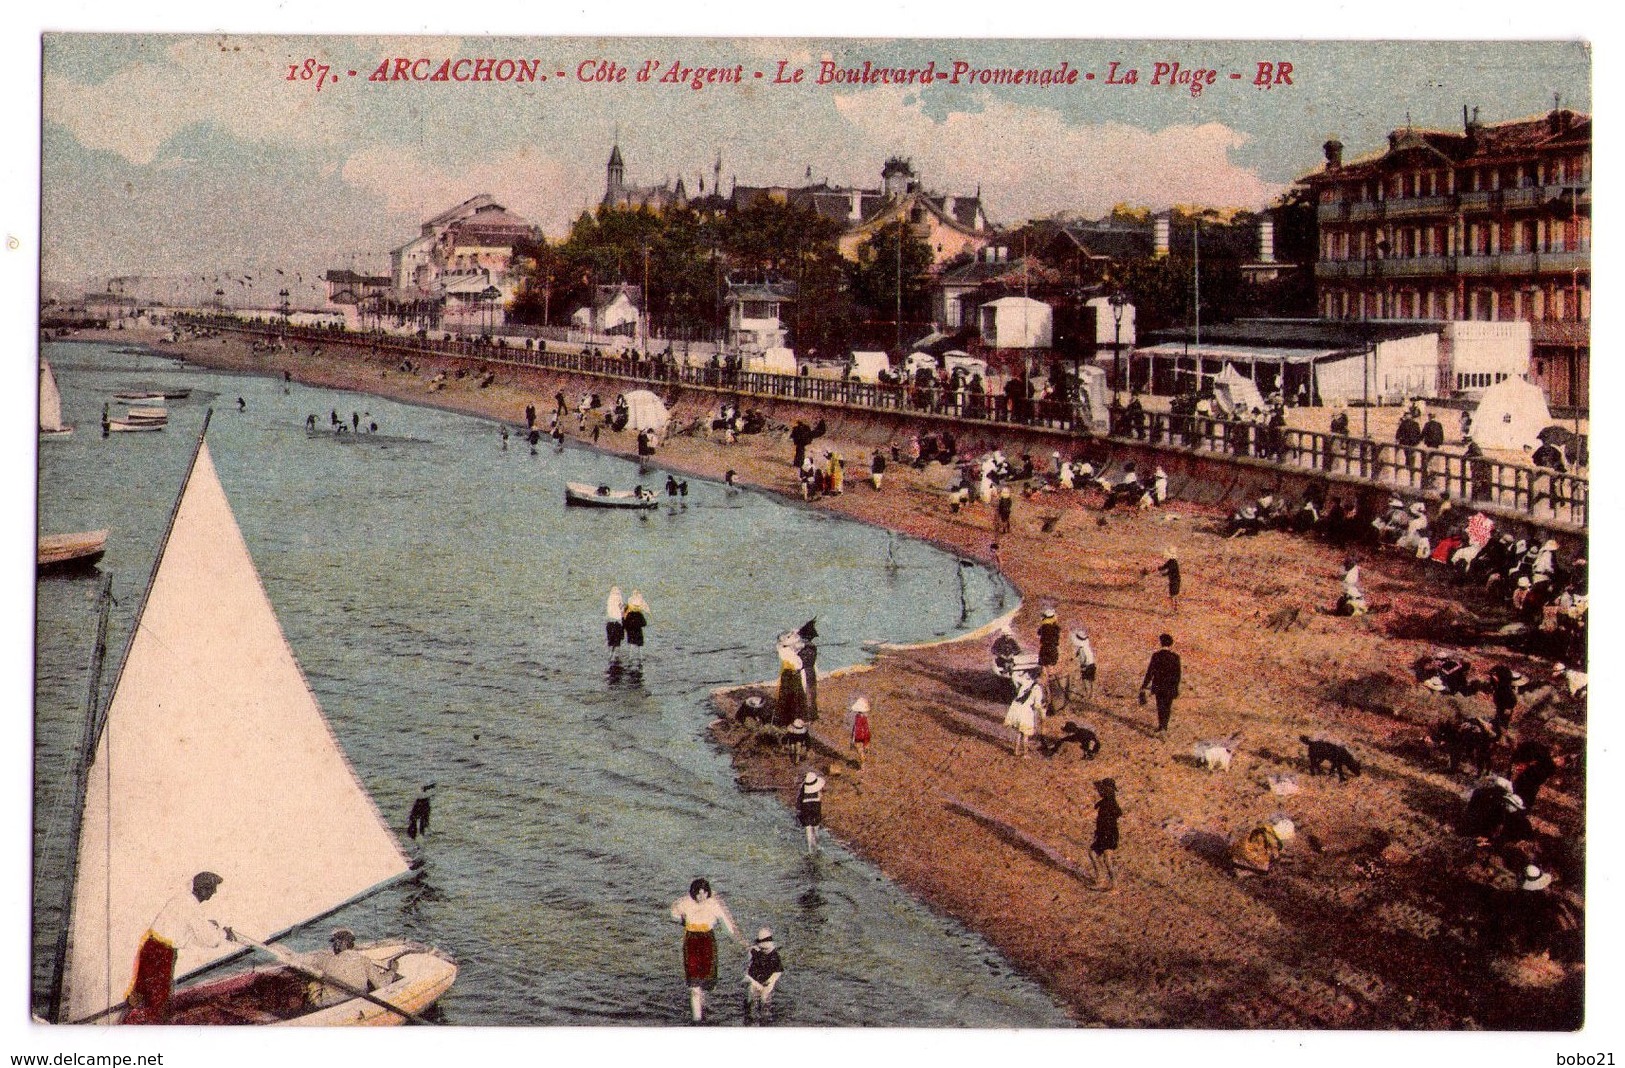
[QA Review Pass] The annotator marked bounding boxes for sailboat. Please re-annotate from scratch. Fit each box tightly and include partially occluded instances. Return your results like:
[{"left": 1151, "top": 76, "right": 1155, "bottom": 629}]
[
  {"left": 40, "top": 358, "right": 73, "bottom": 437},
  {"left": 48, "top": 414, "right": 456, "bottom": 1026}
]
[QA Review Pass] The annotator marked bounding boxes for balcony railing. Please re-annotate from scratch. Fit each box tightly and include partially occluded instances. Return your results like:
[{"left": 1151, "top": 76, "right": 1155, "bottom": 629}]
[{"left": 186, "top": 315, "right": 1589, "bottom": 529}]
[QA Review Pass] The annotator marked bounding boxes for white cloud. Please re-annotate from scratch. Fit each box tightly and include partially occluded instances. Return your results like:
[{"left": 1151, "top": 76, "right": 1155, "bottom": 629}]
[
  {"left": 45, "top": 37, "right": 354, "bottom": 165},
  {"left": 831, "top": 87, "right": 1286, "bottom": 221}
]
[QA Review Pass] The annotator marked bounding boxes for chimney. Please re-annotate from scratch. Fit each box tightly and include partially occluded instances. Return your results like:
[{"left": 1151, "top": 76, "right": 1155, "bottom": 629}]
[
  {"left": 849, "top": 190, "right": 862, "bottom": 222},
  {"left": 1153, "top": 214, "right": 1171, "bottom": 258},
  {"left": 1323, "top": 139, "right": 1344, "bottom": 170},
  {"left": 1258, "top": 218, "right": 1276, "bottom": 264}
]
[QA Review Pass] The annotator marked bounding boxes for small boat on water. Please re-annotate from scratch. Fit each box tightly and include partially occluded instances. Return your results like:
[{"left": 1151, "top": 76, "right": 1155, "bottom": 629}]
[
  {"left": 106, "top": 419, "right": 164, "bottom": 433},
  {"left": 115, "top": 388, "right": 190, "bottom": 401},
  {"left": 38, "top": 530, "right": 108, "bottom": 574},
  {"left": 40, "top": 359, "right": 73, "bottom": 438},
  {"left": 564, "top": 481, "right": 659, "bottom": 510},
  {"left": 47, "top": 414, "right": 457, "bottom": 1026},
  {"left": 123, "top": 407, "right": 168, "bottom": 425}
]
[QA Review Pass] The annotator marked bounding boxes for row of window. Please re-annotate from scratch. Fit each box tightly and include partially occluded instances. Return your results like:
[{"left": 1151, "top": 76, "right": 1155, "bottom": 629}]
[
  {"left": 1455, "top": 371, "right": 1512, "bottom": 389},
  {"left": 1319, "top": 286, "right": 1589, "bottom": 322},
  {"left": 1321, "top": 154, "right": 1588, "bottom": 203},
  {"left": 1321, "top": 218, "right": 1589, "bottom": 259}
]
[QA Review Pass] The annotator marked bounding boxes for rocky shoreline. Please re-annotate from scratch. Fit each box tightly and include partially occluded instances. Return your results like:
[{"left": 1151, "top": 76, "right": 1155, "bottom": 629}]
[{"left": 77, "top": 324, "right": 1585, "bottom": 1029}]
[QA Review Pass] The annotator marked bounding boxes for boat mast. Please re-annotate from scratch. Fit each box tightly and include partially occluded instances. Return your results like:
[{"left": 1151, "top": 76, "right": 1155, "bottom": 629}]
[
  {"left": 45, "top": 573, "right": 114, "bottom": 1022},
  {"left": 45, "top": 411, "right": 213, "bottom": 1022}
]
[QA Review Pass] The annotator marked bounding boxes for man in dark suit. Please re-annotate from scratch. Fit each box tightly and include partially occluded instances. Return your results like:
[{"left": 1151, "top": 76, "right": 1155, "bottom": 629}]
[{"left": 1139, "top": 633, "right": 1182, "bottom": 735}]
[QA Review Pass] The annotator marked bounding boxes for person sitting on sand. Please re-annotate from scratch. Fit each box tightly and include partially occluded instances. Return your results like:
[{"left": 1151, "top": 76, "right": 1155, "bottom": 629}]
[{"left": 1230, "top": 817, "right": 1294, "bottom": 878}]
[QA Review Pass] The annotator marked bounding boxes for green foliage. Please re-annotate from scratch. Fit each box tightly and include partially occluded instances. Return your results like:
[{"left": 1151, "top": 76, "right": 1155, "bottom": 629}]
[{"left": 847, "top": 221, "right": 934, "bottom": 325}]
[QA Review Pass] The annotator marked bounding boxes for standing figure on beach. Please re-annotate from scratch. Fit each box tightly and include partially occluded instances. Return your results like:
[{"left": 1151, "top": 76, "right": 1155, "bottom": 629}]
[
  {"left": 870, "top": 450, "right": 887, "bottom": 491},
  {"left": 797, "top": 770, "right": 827, "bottom": 853},
  {"left": 1156, "top": 549, "right": 1182, "bottom": 615},
  {"left": 605, "top": 586, "right": 625, "bottom": 655},
  {"left": 1139, "top": 633, "right": 1182, "bottom": 736},
  {"left": 1071, "top": 627, "right": 1097, "bottom": 701},
  {"left": 797, "top": 619, "right": 820, "bottom": 719},
  {"left": 1089, "top": 778, "right": 1121, "bottom": 891},
  {"left": 670, "top": 878, "right": 744, "bottom": 1023},
  {"left": 622, "top": 591, "right": 650, "bottom": 653},
  {"left": 1003, "top": 658, "right": 1046, "bottom": 758},
  {"left": 848, "top": 697, "right": 872, "bottom": 769},
  {"left": 775, "top": 632, "right": 807, "bottom": 726},
  {"left": 1037, "top": 606, "right": 1062, "bottom": 697}
]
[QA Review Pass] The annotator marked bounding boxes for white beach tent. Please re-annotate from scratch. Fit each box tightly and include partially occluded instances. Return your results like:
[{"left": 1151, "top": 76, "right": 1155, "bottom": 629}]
[
  {"left": 622, "top": 389, "right": 671, "bottom": 434},
  {"left": 1471, "top": 377, "right": 1551, "bottom": 452},
  {"left": 745, "top": 347, "right": 797, "bottom": 375},
  {"left": 1212, "top": 364, "right": 1268, "bottom": 418},
  {"left": 848, "top": 351, "right": 890, "bottom": 382}
]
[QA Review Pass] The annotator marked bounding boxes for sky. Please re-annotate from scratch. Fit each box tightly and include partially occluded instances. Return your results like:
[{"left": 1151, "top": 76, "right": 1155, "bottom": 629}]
[{"left": 37, "top": 36, "right": 1591, "bottom": 302}]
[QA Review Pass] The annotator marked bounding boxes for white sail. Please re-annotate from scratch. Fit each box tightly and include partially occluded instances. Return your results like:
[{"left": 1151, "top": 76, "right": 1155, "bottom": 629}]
[
  {"left": 61, "top": 444, "right": 413, "bottom": 1024},
  {"left": 40, "top": 359, "right": 67, "bottom": 433}
]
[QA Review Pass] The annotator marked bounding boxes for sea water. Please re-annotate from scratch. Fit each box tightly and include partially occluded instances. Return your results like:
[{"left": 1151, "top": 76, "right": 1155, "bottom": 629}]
[{"left": 32, "top": 341, "right": 1068, "bottom": 1026}]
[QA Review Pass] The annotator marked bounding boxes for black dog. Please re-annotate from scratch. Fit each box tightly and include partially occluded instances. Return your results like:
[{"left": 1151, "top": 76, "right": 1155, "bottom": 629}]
[
  {"left": 1041, "top": 721, "right": 1101, "bottom": 760},
  {"left": 1301, "top": 735, "right": 1362, "bottom": 781}
]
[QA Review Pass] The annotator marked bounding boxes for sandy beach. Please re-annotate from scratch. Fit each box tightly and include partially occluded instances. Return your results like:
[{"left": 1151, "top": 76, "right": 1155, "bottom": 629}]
[{"left": 77, "top": 323, "right": 1584, "bottom": 1029}]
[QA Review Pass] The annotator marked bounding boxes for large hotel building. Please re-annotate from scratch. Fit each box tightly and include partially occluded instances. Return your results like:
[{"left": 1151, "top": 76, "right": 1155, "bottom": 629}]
[{"left": 1300, "top": 105, "right": 1590, "bottom": 405}]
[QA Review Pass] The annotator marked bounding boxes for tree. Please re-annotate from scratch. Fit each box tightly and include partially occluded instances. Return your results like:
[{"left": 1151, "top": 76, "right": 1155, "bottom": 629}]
[{"left": 847, "top": 221, "right": 934, "bottom": 336}]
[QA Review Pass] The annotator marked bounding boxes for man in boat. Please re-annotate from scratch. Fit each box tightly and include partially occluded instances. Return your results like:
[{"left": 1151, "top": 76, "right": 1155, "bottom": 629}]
[
  {"left": 125, "top": 871, "right": 234, "bottom": 1024},
  {"left": 297, "top": 928, "right": 396, "bottom": 1010}
]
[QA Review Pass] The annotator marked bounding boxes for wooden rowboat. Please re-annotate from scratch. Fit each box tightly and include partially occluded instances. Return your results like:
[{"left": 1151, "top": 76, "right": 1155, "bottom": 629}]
[
  {"left": 564, "top": 481, "right": 658, "bottom": 510},
  {"left": 38, "top": 530, "right": 108, "bottom": 574},
  {"left": 164, "top": 940, "right": 457, "bottom": 1026}
]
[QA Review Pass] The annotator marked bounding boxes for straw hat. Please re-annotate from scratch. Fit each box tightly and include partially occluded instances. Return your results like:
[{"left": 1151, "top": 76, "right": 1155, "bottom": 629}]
[
  {"left": 790, "top": 718, "right": 806, "bottom": 731},
  {"left": 803, "top": 771, "right": 822, "bottom": 786},
  {"left": 754, "top": 928, "right": 776, "bottom": 948},
  {"left": 1522, "top": 865, "right": 1553, "bottom": 891},
  {"left": 850, "top": 697, "right": 870, "bottom": 714}
]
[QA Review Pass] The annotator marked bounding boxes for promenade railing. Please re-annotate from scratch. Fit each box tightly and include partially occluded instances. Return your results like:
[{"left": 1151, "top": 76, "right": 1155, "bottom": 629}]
[{"left": 184, "top": 316, "right": 1588, "bottom": 528}]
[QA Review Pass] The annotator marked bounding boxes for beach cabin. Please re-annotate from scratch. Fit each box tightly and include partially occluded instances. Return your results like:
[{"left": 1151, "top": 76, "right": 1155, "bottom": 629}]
[
  {"left": 977, "top": 296, "right": 1053, "bottom": 350},
  {"left": 726, "top": 284, "right": 795, "bottom": 354}
]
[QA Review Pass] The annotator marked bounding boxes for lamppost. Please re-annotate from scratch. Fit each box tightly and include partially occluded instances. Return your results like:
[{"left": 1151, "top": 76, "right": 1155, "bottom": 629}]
[
  {"left": 481, "top": 285, "right": 501, "bottom": 337},
  {"left": 279, "top": 288, "right": 291, "bottom": 327},
  {"left": 1109, "top": 289, "right": 1128, "bottom": 400}
]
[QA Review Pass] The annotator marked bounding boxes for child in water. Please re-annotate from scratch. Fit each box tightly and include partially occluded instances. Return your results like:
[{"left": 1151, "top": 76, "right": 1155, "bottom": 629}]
[{"left": 744, "top": 927, "right": 783, "bottom": 1022}]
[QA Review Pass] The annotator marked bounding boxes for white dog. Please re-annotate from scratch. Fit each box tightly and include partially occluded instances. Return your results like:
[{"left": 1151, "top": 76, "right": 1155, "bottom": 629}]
[{"left": 1194, "top": 734, "right": 1243, "bottom": 772}]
